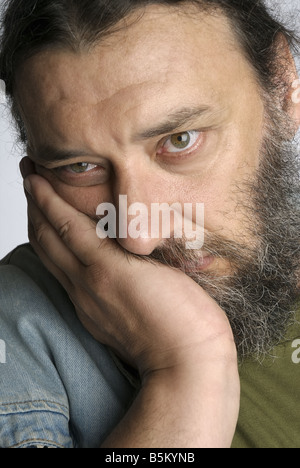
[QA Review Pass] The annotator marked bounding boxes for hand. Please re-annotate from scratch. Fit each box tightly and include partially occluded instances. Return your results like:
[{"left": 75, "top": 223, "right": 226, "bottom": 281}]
[{"left": 21, "top": 157, "right": 240, "bottom": 447}]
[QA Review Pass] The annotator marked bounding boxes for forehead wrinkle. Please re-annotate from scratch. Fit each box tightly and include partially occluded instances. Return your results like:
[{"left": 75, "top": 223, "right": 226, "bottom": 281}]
[{"left": 16, "top": 7, "right": 259, "bottom": 163}]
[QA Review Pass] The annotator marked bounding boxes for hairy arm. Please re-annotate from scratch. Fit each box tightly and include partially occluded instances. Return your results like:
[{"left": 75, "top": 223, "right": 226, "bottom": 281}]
[{"left": 102, "top": 347, "right": 239, "bottom": 448}]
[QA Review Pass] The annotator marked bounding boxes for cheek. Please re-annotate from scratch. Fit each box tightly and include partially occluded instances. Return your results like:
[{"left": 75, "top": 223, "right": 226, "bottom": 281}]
[
  {"left": 184, "top": 166, "right": 255, "bottom": 239},
  {"left": 35, "top": 166, "right": 106, "bottom": 218},
  {"left": 55, "top": 184, "right": 103, "bottom": 219}
]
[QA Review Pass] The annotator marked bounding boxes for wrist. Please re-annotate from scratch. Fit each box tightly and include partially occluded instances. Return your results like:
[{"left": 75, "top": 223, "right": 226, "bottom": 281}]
[{"left": 140, "top": 346, "right": 240, "bottom": 448}]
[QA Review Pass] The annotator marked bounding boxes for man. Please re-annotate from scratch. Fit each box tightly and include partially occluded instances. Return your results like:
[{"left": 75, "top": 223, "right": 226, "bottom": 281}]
[{"left": 0, "top": 0, "right": 299, "bottom": 448}]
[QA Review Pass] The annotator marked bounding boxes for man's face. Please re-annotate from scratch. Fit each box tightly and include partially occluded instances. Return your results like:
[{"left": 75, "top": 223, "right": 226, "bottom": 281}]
[
  {"left": 16, "top": 6, "right": 264, "bottom": 274},
  {"left": 16, "top": 6, "right": 300, "bottom": 357}
]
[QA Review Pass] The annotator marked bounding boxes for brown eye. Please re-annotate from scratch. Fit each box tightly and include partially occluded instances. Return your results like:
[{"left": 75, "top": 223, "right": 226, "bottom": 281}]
[
  {"left": 66, "top": 162, "right": 97, "bottom": 173},
  {"left": 170, "top": 132, "right": 191, "bottom": 149},
  {"left": 162, "top": 131, "right": 201, "bottom": 154}
]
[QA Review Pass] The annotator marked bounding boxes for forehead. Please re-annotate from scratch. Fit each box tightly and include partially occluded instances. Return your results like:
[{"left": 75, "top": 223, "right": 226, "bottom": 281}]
[{"left": 15, "top": 6, "right": 256, "bottom": 148}]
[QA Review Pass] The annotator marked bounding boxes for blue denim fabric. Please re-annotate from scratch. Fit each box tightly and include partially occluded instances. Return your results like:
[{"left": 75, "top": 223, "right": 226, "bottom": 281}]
[{"left": 0, "top": 245, "right": 137, "bottom": 448}]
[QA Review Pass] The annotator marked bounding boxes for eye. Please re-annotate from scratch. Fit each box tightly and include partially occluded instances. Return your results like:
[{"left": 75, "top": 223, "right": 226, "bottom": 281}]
[
  {"left": 49, "top": 161, "right": 110, "bottom": 187},
  {"left": 64, "top": 162, "right": 98, "bottom": 174},
  {"left": 160, "top": 131, "right": 202, "bottom": 154}
]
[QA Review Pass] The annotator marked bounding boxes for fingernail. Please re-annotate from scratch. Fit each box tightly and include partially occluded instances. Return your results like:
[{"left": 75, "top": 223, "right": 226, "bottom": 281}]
[{"left": 24, "top": 178, "right": 32, "bottom": 195}]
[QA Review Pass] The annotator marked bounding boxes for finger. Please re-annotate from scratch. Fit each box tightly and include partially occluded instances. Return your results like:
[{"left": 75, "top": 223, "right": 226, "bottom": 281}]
[
  {"left": 20, "top": 156, "right": 36, "bottom": 179},
  {"left": 26, "top": 193, "right": 84, "bottom": 278},
  {"left": 28, "top": 218, "right": 75, "bottom": 295},
  {"left": 24, "top": 174, "right": 112, "bottom": 266}
]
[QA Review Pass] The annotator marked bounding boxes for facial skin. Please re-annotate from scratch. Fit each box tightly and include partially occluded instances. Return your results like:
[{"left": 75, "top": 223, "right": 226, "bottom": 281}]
[
  {"left": 16, "top": 7, "right": 264, "bottom": 269},
  {"left": 16, "top": 6, "right": 300, "bottom": 358}
]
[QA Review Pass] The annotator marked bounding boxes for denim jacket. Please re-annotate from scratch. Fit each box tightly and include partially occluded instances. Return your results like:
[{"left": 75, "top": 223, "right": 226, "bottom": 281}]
[{"left": 0, "top": 244, "right": 137, "bottom": 448}]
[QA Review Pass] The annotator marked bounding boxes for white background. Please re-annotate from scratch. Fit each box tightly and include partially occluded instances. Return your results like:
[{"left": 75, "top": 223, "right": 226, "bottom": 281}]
[{"left": 0, "top": 0, "right": 299, "bottom": 258}]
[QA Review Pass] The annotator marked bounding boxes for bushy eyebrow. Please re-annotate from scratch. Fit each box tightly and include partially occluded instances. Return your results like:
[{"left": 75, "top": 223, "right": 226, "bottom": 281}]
[
  {"left": 31, "top": 147, "right": 91, "bottom": 165},
  {"left": 135, "top": 106, "right": 212, "bottom": 140},
  {"left": 32, "top": 105, "right": 213, "bottom": 164}
]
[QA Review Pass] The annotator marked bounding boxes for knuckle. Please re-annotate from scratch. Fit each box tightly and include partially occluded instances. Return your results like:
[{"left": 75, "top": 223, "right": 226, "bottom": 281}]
[
  {"left": 57, "top": 218, "right": 72, "bottom": 241},
  {"left": 33, "top": 220, "right": 48, "bottom": 245}
]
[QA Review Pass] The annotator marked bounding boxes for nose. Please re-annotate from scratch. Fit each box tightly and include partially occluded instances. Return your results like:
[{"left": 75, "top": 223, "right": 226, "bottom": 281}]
[
  {"left": 95, "top": 159, "right": 205, "bottom": 255},
  {"left": 111, "top": 163, "right": 172, "bottom": 256}
]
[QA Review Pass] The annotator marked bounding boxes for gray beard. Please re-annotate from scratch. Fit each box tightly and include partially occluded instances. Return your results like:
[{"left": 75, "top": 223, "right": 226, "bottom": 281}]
[{"left": 147, "top": 110, "right": 300, "bottom": 360}]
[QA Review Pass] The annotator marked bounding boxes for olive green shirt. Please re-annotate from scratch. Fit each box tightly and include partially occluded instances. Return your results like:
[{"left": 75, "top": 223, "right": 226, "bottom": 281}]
[{"left": 232, "top": 301, "right": 300, "bottom": 448}]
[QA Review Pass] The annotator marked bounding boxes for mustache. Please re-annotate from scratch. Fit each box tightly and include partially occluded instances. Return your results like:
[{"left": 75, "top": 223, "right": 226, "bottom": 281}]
[{"left": 147, "top": 231, "right": 254, "bottom": 274}]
